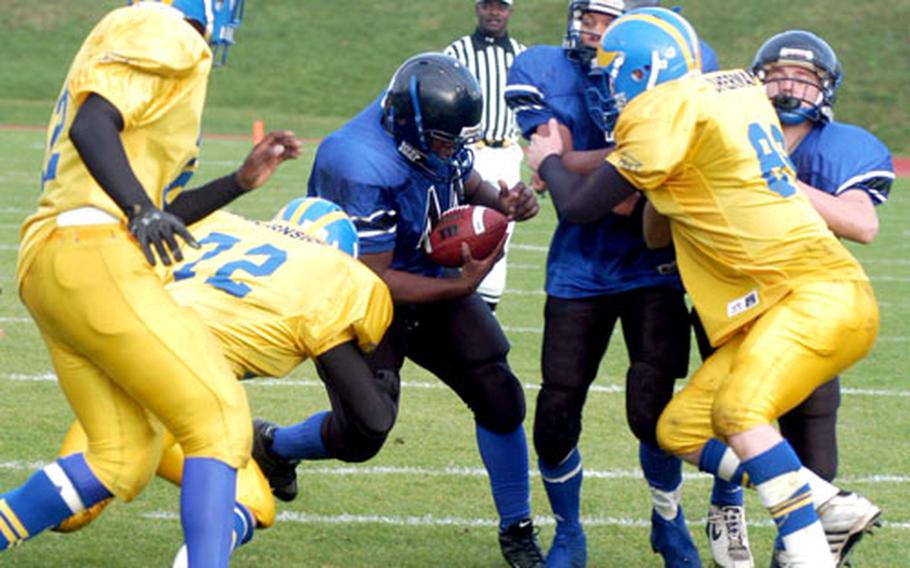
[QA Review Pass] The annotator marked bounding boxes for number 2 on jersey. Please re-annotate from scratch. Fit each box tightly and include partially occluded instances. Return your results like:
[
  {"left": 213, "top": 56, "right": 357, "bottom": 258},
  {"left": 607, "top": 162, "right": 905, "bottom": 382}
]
[
  {"left": 41, "top": 91, "right": 69, "bottom": 190},
  {"left": 173, "top": 231, "right": 287, "bottom": 298},
  {"left": 747, "top": 122, "right": 797, "bottom": 198}
]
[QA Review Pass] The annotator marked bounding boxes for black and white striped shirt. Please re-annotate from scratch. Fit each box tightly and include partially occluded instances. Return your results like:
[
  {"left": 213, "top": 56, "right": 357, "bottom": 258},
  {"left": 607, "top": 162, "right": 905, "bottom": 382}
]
[{"left": 445, "top": 29, "right": 526, "bottom": 146}]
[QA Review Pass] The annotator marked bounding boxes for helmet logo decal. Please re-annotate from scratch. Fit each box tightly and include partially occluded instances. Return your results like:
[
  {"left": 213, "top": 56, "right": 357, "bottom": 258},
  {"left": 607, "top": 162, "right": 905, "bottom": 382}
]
[{"left": 779, "top": 47, "right": 815, "bottom": 61}]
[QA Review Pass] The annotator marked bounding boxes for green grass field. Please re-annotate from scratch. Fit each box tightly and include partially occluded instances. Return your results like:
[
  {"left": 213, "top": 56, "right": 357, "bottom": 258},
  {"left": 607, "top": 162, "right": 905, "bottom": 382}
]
[
  {"left": 0, "top": 127, "right": 908, "bottom": 566},
  {"left": 0, "top": 1, "right": 908, "bottom": 565},
  {"left": 2, "top": 1, "right": 909, "bottom": 152}
]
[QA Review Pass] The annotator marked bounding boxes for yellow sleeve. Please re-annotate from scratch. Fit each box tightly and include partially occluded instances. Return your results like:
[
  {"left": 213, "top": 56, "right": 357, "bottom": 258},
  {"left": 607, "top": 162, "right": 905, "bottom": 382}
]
[{"left": 606, "top": 87, "right": 697, "bottom": 190}]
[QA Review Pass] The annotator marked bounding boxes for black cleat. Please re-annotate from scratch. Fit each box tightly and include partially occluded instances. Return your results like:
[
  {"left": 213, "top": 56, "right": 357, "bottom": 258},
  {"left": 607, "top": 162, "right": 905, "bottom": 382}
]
[
  {"left": 252, "top": 418, "right": 301, "bottom": 502},
  {"left": 498, "top": 519, "right": 546, "bottom": 568}
]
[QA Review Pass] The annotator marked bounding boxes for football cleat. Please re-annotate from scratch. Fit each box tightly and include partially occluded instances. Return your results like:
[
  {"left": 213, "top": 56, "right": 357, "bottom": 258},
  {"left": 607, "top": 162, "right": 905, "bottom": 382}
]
[
  {"left": 650, "top": 508, "right": 701, "bottom": 567},
  {"left": 499, "top": 518, "right": 546, "bottom": 568},
  {"left": 706, "top": 505, "right": 753, "bottom": 568},
  {"left": 818, "top": 491, "right": 882, "bottom": 567},
  {"left": 546, "top": 525, "right": 587, "bottom": 568},
  {"left": 251, "top": 418, "right": 301, "bottom": 502}
]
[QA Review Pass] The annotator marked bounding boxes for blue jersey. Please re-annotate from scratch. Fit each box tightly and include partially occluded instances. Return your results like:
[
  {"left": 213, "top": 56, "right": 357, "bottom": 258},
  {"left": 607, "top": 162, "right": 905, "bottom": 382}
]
[
  {"left": 505, "top": 45, "right": 679, "bottom": 298},
  {"left": 790, "top": 121, "right": 893, "bottom": 205},
  {"left": 308, "top": 96, "right": 468, "bottom": 277},
  {"left": 700, "top": 39, "right": 720, "bottom": 73}
]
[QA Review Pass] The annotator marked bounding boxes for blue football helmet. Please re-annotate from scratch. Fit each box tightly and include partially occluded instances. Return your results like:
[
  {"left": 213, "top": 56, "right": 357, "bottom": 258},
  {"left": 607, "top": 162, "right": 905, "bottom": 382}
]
[
  {"left": 751, "top": 30, "right": 842, "bottom": 125},
  {"left": 129, "top": 0, "right": 245, "bottom": 65},
  {"left": 272, "top": 197, "right": 360, "bottom": 258},
  {"left": 586, "top": 7, "right": 701, "bottom": 137},
  {"left": 383, "top": 53, "right": 483, "bottom": 184},
  {"left": 562, "top": 0, "right": 625, "bottom": 66}
]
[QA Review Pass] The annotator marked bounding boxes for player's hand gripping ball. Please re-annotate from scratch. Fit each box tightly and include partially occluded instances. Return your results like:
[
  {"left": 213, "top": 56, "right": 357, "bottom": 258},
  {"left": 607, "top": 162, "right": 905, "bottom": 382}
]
[{"left": 426, "top": 205, "right": 508, "bottom": 267}]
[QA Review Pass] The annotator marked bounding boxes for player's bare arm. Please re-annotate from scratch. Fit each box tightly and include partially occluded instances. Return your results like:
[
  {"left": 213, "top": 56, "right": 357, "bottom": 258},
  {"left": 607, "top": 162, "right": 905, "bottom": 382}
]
[
  {"left": 461, "top": 170, "right": 539, "bottom": 221},
  {"left": 798, "top": 181, "right": 879, "bottom": 244},
  {"left": 236, "top": 130, "right": 303, "bottom": 190},
  {"left": 359, "top": 247, "right": 502, "bottom": 304}
]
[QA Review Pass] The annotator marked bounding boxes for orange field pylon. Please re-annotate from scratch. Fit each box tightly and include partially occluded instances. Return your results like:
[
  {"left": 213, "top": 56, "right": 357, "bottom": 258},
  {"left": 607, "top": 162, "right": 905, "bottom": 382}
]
[{"left": 252, "top": 119, "right": 265, "bottom": 145}]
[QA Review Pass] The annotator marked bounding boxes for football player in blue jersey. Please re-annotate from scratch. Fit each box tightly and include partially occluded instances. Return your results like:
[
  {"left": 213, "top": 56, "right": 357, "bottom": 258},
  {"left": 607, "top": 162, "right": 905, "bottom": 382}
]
[
  {"left": 504, "top": 3, "right": 738, "bottom": 567},
  {"left": 684, "top": 29, "right": 893, "bottom": 567},
  {"left": 4, "top": 1, "right": 301, "bottom": 565},
  {"left": 750, "top": 30, "right": 890, "bottom": 567},
  {"left": 301, "top": 52, "right": 542, "bottom": 567}
]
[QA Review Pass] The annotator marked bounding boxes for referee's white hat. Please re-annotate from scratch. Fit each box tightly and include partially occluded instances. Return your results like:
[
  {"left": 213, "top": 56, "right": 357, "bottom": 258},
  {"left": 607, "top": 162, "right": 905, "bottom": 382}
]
[{"left": 476, "top": 0, "right": 513, "bottom": 4}]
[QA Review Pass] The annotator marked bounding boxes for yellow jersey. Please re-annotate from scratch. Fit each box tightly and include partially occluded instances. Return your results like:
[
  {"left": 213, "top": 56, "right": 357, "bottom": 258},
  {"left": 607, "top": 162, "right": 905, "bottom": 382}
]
[
  {"left": 19, "top": 3, "right": 212, "bottom": 281},
  {"left": 166, "top": 211, "right": 393, "bottom": 379},
  {"left": 607, "top": 70, "right": 868, "bottom": 346}
]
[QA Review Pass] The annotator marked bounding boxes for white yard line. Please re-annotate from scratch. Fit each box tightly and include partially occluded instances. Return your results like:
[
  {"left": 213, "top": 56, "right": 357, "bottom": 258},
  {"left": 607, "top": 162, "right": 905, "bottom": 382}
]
[
  {"left": 3, "top": 459, "right": 907, "bottom": 486},
  {"left": 140, "top": 510, "right": 909, "bottom": 530},
  {"left": 3, "top": 372, "right": 909, "bottom": 398}
]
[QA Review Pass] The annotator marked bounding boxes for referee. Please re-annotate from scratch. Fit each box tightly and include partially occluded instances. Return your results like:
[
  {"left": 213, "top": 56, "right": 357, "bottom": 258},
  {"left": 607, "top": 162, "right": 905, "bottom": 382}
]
[{"left": 445, "top": 0, "right": 526, "bottom": 311}]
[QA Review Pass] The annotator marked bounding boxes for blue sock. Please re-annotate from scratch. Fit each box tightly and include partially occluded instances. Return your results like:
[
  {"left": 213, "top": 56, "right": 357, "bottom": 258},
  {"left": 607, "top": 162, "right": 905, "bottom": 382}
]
[
  {"left": 231, "top": 503, "right": 255, "bottom": 550},
  {"left": 743, "top": 441, "right": 818, "bottom": 539},
  {"left": 699, "top": 438, "right": 750, "bottom": 487},
  {"left": 476, "top": 424, "right": 531, "bottom": 530},
  {"left": 639, "top": 442, "right": 681, "bottom": 492},
  {"left": 0, "top": 453, "right": 111, "bottom": 550},
  {"left": 539, "top": 447, "right": 582, "bottom": 532},
  {"left": 182, "top": 458, "right": 237, "bottom": 568},
  {"left": 711, "top": 478, "right": 744, "bottom": 507},
  {"left": 272, "top": 411, "right": 329, "bottom": 460}
]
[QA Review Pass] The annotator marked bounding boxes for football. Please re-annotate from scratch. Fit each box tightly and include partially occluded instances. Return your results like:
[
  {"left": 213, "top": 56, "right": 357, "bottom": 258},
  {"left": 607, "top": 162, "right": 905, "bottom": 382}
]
[{"left": 426, "top": 205, "right": 508, "bottom": 267}]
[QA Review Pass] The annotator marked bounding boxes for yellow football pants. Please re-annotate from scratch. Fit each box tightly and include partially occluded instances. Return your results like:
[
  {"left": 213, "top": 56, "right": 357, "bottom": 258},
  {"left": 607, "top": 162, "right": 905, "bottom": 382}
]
[
  {"left": 657, "top": 280, "right": 879, "bottom": 456},
  {"left": 18, "top": 225, "right": 252, "bottom": 500},
  {"left": 57, "top": 422, "right": 275, "bottom": 530}
]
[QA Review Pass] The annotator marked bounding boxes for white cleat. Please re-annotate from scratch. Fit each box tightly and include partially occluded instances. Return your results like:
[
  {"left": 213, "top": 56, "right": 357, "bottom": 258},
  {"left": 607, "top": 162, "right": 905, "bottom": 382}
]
[
  {"left": 172, "top": 544, "right": 188, "bottom": 568},
  {"left": 818, "top": 491, "right": 882, "bottom": 567},
  {"left": 706, "top": 505, "right": 754, "bottom": 567}
]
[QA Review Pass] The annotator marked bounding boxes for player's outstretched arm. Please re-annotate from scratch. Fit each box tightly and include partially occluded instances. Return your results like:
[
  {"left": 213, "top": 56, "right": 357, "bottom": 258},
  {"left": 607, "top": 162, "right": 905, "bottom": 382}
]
[
  {"left": 235, "top": 130, "right": 303, "bottom": 190},
  {"left": 69, "top": 93, "right": 198, "bottom": 266},
  {"left": 168, "top": 131, "right": 303, "bottom": 225}
]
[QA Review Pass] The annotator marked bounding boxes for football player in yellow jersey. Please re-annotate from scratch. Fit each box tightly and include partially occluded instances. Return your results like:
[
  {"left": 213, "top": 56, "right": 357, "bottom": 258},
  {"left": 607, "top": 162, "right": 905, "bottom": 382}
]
[
  {"left": 6, "top": 1, "right": 302, "bottom": 565},
  {"left": 527, "top": 7, "right": 879, "bottom": 567},
  {"left": 54, "top": 199, "right": 397, "bottom": 558}
]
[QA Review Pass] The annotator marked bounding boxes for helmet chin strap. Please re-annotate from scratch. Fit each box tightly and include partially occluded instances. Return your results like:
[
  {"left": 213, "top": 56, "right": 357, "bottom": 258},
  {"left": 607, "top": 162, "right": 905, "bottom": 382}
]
[{"left": 772, "top": 94, "right": 816, "bottom": 125}]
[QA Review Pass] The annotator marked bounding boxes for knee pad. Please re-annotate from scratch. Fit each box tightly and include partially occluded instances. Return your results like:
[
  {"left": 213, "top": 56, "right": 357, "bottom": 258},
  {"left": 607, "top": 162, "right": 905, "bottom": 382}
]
[
  {"left": 466, "top": 360, "right": 526, "bottom": 433},
  {"left": 368, "top": 369, "right": 401, "bottom": 435},
  {"left": 626, "top": 361, "right": 676, "bottom": 446},
  {"left": 329, "top": 420, "right": 391, "bottom": 463},
  {"left": 534, "top": 386, "right": 584, "bottom": 466}
]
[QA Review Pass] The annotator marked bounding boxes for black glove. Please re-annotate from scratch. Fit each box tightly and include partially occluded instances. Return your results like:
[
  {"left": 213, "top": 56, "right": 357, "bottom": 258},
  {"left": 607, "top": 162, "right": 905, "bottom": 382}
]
[{"left": 127, "top": 204, "right": 199, "bottom": 266}]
